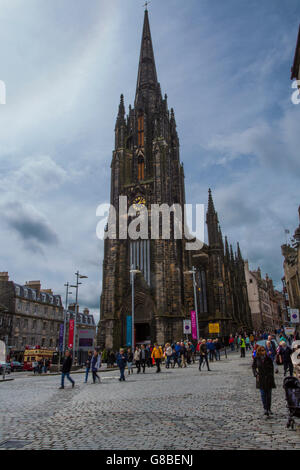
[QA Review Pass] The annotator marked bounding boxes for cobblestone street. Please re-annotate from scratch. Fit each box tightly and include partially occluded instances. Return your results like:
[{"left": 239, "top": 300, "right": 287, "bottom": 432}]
[{"left": 1, "top": 352, "right": 300, "bottom": 450}]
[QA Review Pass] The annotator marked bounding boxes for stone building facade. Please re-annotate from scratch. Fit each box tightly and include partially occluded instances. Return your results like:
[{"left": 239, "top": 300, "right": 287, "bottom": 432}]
[
  {"left": 244, "top": 262, "right": 285, "bottom": 332},
  {"left": 98, "top": 10, "right": 252, "bottom": 350},
  {"left": 281, "top": 207, "right": 300, "bottom": 332},
  {"left": 0, "top": 273, "right": 63, "bottom": 358},
  {"left": 64, "top": 304, "right": 96, "bottom": 364}
]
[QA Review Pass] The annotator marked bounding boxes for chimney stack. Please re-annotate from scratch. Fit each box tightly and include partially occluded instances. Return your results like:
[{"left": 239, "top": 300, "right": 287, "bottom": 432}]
[
  {"left": 25, "top": 281, "right": 41, "bottom": 293},
  {"left": 0, "top": 272, "right": 9, "bottom": 282}
]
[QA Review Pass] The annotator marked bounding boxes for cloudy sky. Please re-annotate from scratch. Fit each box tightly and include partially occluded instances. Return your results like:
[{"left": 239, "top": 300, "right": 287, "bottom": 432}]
[{"left": 0, "top": 0, "right": 299, "bottom": 323}]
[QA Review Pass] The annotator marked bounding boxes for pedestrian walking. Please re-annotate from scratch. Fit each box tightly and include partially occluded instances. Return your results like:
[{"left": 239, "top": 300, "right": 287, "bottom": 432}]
[
  {"left": 199, "top": 339, "right": 211, "bottom": 371},
  {"left": 229, "top": 334, "right": 235, "bottom": 352},
  {"left": 267, "top": 336, "right": 278, "bottom": 374},
  {"left": 38, "top": 358, "right": 43, "bottom": 374},
  {"left": 190, "top": 342, "right": 196, "bottom": 363},
  {"left": 91, "top": 350, "right": 101, "bottom": 384},
  {"left": 134, "top": 346, "right": 141, "bottom": 373},
  {"left": 252, "top": 345, "right": 276, "bottom": 417},
  {"left": 127, "top": 347, "right": 134, "bottom": 375},
  {"left": 180, "top": 341, "right": 187, "bottom": 368},
  {"left": 151, "top": 343, "right": 163, "bottom": 373},
  {"left": 59, "top": 350, "right": 75, "bottom": 389},
  {"left": 240, "top": 336, "right": 246, "bottom": 358},
  {"left": 33, "top": 360, "right": 38, "bottom": 375},
  {"left": 140, "top": 344, "right": 148, "bottom": 373},
  {"left": 291, "top": 342, "right": 300, "bottom": 380},
  {"left": 278, "top": 341, "right": 294, "bottom": 377},
  {"left": 116, "top": 348, "right": 127, "bottom": 381},
  {"left": 207, "top": 339, "right": 216, "bottom": 362},
  {"left": 165, "top": 343, "right": 173, "bottom": 369},
  {"left": 215, "top": 339, "right": 221, "bottom": 361},
  {"left": 84, "top": 351, "right": 92, "bottom": 383},
  {"left": 174, "top": 342, "right": 182, "bottom": 367}
]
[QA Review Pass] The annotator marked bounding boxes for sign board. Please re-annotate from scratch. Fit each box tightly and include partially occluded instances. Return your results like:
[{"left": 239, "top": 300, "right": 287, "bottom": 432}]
[
  {"left": 183, "top": 320, "right": 191, "bottom": 335},
  {"left": 284, "top": 327, "right": 295, "bottom": 336},
  {"left": 209, "top": 323, "right": 220, "bottom": 334},
  {"left": 0, "top": 340, "right": 6, "bottom": 363},
  {"left": 78, "top": 329, "right": 95, "bottom": 350},
  {"left": 290, "top": 309, "right": 299, "bottom": 324}
]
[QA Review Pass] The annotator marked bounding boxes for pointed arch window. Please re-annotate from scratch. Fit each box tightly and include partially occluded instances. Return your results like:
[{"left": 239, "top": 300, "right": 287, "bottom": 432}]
[
  {"left": 138, "top": 155, "right": 145, "bottom": 181},
  {"left": 138, "top": 114, "right": 144, "bottom": 147}
]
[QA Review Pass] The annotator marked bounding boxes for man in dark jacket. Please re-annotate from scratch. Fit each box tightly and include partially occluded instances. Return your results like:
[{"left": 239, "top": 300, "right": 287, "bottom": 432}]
[
  {"left": 199, "top": 340, "right": 211, "bottom": 371},
  {"left": 279, "top": 342, "right": 294, "bottom": 377},
  {"left": 252, "top": 346, "right": 276, "bottom": 416},
  {"left": 116, "top": 349, "right": 127, "bottom": 381},
  {"left": 59, "top": 350, "right": 75, "bottom": 389},
  {"left": 84, "top": 351, "right": 92, "bottom": 383},
  {"left": 140, "top": 344, "right": 149, "bottom": 373}
]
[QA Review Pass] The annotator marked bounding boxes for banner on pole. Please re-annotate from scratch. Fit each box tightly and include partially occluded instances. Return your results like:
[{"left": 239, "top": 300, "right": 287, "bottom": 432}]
[
  {"left": 183, "top": 320, "right": 192, "bottom": 335},
  {"left": 59, "top": 324, "right": 64, "bottom": 351},
  {"left": 68, "top": 319, "right": 74, "bottom": 349},
  {"left": 290, "top": 309, "right": 299, "bottom": 324},
  {"left": 126, "top": 316, "right": 132, "bottom": 347},
  {"left": 191, "top": 311, "right": 197, "bottom": 340}
]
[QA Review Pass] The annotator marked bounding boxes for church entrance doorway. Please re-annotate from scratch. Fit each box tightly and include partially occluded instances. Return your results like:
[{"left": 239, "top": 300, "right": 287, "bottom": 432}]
[{"left": 135, "top": 323, "right": 151, "bottom": 344}]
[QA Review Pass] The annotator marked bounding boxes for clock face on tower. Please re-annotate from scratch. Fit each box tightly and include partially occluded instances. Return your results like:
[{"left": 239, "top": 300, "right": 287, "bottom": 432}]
[{"left": 132, "top": 196, "right": 146, "bottom": 210}]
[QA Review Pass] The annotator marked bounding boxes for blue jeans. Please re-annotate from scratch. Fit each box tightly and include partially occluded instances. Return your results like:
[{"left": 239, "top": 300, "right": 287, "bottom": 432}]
[
  {"left": 215, "top": 350, "right": 220, "bottom": 360},
  {"left": 230, "top": 344, "right": 234, "bottom": 351},
  {"left": 119, "top": 367, "right": 125, "bottom": 380},
  {"left": 84, "top": 367, "right": 90, "bottom": 382},
  {"left": 61, "top": 372, "right": 74, "bottom": 388},
  {"left": 260, "top": 389, "right": 272, "bottom": 411},
  {"left": 166, "top": 356, "right": 172, "bottom": 368}
]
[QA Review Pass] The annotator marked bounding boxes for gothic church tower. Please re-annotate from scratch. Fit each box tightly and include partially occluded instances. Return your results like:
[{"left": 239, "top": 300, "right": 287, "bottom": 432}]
[{"left": 98, "top": 10, "right": 189, "bottom": 349}]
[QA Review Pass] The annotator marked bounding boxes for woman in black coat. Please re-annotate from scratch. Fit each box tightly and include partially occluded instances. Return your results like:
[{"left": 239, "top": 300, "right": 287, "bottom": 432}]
[{"left": 252, "top": 346, "right": 276, "bottom": 417}]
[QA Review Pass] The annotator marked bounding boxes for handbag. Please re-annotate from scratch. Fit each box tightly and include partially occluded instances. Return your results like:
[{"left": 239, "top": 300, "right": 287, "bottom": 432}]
[
  {"left": 255, "top": 373, "right": 260, "bottom": 387},
  {"left": 276, "top": 353, "right": 282, "bottom": 365}
]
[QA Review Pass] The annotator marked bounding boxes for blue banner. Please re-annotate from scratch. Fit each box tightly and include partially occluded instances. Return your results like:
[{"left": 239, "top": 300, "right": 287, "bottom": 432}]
[
  {"left": 59, "top": 324, "right": 64, "bottom": 351},
  {"left": 126, "top": 316, "right": 132, "bottom": 347}
]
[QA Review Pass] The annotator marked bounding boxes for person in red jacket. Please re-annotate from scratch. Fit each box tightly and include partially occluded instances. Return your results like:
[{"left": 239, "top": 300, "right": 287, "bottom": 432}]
[{"left": 229, "top": 334, "right": 235, "bottom": 351}]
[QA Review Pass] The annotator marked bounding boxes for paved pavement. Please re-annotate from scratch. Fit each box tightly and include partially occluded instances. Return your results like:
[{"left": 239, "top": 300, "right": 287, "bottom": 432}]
[{"left": 1, "top": 352, "right": 300, "bottom": 450}]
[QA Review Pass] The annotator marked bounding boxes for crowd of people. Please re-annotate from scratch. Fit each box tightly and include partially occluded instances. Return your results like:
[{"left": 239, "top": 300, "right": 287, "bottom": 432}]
[
  {"left": 58, "top": 329, "right": 300, "bottom": 421},
  {"left": 33, "top": 358, "right": 51, "bottom": 375}
]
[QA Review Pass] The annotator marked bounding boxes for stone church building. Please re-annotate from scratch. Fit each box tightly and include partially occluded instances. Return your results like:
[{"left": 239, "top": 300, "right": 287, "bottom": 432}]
[{"left": 98, "top": 10, "right": 252, "bottom": 350}]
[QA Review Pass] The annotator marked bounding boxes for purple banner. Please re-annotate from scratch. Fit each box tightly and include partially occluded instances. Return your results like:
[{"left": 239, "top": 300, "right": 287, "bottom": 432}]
[
  {"left": 59, "top": 324, "right": 64, "bottom": 351},
  {"left": 191, "top": 311, "right": 197, "bottom": 340}
]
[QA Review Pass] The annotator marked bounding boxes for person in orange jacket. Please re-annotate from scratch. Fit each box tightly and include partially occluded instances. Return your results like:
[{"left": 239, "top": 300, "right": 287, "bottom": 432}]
[{"left": 151, "top": 343, "right": 163, "bottom": 373}]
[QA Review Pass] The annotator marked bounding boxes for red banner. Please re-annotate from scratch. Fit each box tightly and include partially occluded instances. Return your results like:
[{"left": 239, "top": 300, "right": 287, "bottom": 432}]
[{"left": 68, "top": 319, "right": 74, "bottom": 349}]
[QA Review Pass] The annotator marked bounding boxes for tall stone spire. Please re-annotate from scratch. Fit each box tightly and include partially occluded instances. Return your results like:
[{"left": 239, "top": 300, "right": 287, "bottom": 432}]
[
  {"left": 206, "top": 189, "right": 220, "bottom": 247},
  {"left": 135, "top": 9, "right": 159, "bottom": 109}
]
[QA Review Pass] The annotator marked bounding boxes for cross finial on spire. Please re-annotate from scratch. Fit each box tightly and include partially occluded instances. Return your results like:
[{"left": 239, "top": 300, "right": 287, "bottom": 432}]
[{"left": 144, "top": 1, "right": 150, "bottom": 11}]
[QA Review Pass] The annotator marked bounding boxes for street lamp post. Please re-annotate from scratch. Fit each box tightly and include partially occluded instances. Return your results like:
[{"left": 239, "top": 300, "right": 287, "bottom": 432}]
[
  {"left": 70, "top": 271, "right": 88, "bottom": 364},
  {"left": 62, "top": 283, "right": 72, "bottom": 353},
  {"left": 130, "top": 265, "right": 141, "bottom": 351},
  {"left": 184, "top": 266, "right": 199, "bottom": 340}
]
